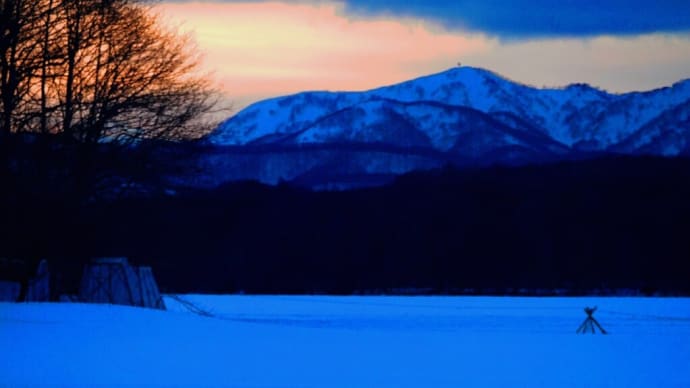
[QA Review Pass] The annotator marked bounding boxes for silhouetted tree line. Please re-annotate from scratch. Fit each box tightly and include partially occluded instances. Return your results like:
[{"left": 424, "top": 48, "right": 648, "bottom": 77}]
[
  {"left": 2, "top": 155, "right": 689, "bottom": 296},
  {"left": 1, "top": 0, "right": 218, "bottom": 199}
]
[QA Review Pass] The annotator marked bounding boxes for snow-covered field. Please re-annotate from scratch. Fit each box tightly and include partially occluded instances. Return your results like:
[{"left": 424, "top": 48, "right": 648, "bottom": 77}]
[{"left": 2, "top": 296, "right": 689, "bottom": 387}]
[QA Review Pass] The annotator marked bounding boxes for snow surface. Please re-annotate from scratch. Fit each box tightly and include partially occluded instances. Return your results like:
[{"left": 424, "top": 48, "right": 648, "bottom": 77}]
[{"left": 2, "top": 296, "right": 690, "bottom": 387}]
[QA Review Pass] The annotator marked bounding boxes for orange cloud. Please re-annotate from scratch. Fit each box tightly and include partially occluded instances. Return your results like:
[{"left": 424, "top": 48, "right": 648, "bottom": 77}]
[
  {"left": 154, "top": 2, "right": 690, "bottom": 113},
  {"left": 154, "top": 1, "right": 492, "bottom": 109}
]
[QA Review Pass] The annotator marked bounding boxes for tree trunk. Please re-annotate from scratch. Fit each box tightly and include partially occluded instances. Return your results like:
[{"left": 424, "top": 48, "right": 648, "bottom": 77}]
[
  {"left": 63, "top": 2, "right": 81, "bottom": 138},
  {"left": 40, "top": 0, "right": 54, "bottom": 134}
]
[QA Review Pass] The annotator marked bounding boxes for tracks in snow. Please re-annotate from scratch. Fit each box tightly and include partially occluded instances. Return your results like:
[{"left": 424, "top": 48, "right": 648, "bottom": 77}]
[{"left": 167, "top": 294, "right": 215, "bottom": 318}]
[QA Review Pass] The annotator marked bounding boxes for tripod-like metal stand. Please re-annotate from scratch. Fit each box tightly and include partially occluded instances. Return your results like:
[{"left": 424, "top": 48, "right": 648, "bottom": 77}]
[{"left": 576, "top": 306, "right": 607, "bottom": 334}]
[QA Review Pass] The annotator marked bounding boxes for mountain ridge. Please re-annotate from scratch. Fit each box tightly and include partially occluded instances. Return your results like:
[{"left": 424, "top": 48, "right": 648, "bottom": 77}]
[
  {"left": 208, "top": 66, "right": 690, "bottom": 148},
  {"left": 197, "top": 66, "right": 690, "bottom": 188}
]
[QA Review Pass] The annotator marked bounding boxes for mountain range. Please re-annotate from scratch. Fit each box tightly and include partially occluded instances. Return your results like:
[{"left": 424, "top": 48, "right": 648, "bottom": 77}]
[{"left": 189, "top": 67, "right": 690, "bottom": 189}]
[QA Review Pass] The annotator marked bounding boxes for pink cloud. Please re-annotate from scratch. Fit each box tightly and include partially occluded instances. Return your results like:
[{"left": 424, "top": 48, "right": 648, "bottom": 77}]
[
  {"left": 154, "top": 2, "right": 690, "bottom": 113},
  {"left": 154, "top": 2, "right": 492, "bottom": 109}
]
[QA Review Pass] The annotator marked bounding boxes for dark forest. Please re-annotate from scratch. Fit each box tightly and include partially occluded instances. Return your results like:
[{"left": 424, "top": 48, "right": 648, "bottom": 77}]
[{"left": 3, "top": 144, "right": 689, "bottom": 296}]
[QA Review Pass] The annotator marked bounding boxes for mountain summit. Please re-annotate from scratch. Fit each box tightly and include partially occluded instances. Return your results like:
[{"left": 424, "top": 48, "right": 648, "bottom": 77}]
[{"left": 196, "top": 67, "right": 690, "bottom": 188}]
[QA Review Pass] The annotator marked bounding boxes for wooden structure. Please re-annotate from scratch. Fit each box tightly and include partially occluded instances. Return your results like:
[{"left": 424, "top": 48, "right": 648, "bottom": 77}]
[
  {"left": 0, "top": 257, "right": 49, "bottom": 302},
  {"left": 576, "top": 306, "right": 607, "bottom": 334},
  {"left": 26, "top": 259, "right": 50, "bottom": 301},
  {"left": 1, "top": 257, "right": 165, "bottom": 310},
  {"left": 78, "top": 257, "right": 165, "bottom": 310}
]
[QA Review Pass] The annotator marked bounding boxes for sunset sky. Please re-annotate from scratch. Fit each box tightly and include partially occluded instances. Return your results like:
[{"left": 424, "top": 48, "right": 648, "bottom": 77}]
[{"left": 154, "top": 0, "right": 690, "bottom": 112}]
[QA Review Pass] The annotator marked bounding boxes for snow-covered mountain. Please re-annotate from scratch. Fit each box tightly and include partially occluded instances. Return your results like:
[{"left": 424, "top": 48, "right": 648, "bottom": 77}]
[{"left": 195, "top": 67, "right": 690, "bottom": 188}]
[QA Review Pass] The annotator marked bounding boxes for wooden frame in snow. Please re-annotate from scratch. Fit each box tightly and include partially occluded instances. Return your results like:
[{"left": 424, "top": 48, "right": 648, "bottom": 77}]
[{"left": 79, "top": 257, "right": 165, "bottom": 310}]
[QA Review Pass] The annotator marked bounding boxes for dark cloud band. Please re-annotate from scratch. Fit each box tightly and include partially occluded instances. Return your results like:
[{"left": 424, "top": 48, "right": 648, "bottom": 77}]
[
  {"left": 343, "top": 0, "right": 690, "bottom": 37},
  {"left": 171, "top": 0, "right": 690, "bottom": 38}
]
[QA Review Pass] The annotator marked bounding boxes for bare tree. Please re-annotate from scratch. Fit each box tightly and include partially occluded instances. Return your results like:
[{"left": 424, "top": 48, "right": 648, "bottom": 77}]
[
  {"left": 1, "top": 0, "right": 221, "bottom": 198},
  {"left": 2, "top": 0, "right": 218, "bottom": 138},
  {"left": 80, "top": 1, "right": 215, "bottom": 144},
  {"left": 0, "top": 0, "right": 46, "bottom": 135}
]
